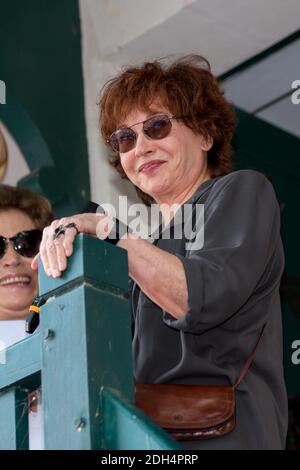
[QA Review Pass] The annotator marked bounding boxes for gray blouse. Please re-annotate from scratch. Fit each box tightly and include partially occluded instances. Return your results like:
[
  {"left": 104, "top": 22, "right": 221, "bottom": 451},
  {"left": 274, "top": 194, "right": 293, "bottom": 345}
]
[{"left": 131, "top": 169, "right": 288, "bottom": 450}]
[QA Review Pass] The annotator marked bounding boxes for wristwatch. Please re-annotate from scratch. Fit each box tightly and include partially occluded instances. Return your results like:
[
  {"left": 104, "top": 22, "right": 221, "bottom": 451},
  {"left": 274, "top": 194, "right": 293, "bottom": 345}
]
[{"left": 81, "top": 201, "right": 128, "bottom": 245}]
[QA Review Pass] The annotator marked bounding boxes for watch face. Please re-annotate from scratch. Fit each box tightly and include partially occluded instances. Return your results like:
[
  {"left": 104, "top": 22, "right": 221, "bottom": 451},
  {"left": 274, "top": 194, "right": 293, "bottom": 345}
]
[{"left": 0, "top": 129, "right": 8, "bottom": 182}]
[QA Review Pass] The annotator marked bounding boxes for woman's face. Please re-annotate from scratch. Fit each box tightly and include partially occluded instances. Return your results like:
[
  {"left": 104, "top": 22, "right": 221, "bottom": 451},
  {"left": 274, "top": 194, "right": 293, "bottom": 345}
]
[
  {"left": 0, "top": 209, "right": 39, "bottom": 320},
  {"left": 118, "top": 106, "right": 213, "bottom": 205}
]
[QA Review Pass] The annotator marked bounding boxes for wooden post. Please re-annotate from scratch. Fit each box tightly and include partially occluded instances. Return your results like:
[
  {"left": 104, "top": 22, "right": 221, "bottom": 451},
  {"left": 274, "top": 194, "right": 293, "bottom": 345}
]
[
  {"left": 0, "top": 233, "right": 179, "bottom": 450},
  {"left": 39, "top": 234, "right": 133, "bottom": 450},
  {"left": 0, "top": 388, "right": 29, "bottom": 449}
]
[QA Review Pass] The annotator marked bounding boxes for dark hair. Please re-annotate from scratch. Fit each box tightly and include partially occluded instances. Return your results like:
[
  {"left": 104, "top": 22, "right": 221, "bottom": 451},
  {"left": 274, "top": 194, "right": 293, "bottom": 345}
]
[
  {"left": 100, "top": 55, "right": 236, "bottom": 205},
  {"left": 0, "top": 184, "right": 54, "bottom": 229}
]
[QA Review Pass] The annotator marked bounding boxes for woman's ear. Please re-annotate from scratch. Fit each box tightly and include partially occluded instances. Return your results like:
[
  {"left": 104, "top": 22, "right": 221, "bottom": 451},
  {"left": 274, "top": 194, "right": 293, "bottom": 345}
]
[{"left": 201, "top": 135, "right": 213, "bottom": 151}]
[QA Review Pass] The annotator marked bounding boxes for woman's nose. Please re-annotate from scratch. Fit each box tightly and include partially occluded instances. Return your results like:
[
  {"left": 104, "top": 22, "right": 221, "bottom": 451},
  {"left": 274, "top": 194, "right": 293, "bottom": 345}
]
[
  {"left": 134, "top": 130, "right": 154, "bottom": 158},
  {"left": 2, "top": 243, "right": 21, "bottom": 267}
]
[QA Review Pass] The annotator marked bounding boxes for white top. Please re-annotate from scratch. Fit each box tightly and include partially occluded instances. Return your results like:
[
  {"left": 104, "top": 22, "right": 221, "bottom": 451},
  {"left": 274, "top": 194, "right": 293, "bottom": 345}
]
[
  {"left": 0, "top": 320, "right": 44, "bottom": 450},
  {"left": 0, "top": 320, "right": 27, "bottom": 348}
]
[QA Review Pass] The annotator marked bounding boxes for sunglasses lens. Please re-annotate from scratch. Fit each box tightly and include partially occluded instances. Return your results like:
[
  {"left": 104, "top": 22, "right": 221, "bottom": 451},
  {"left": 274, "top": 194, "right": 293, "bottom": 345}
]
[
  {"left": 110, "top": 115, "right": 173, "bottom": 153},
  {"left": 144, "top": 115, "right": 172, "bottom": 140},
  {"left": 14, "top": 230, "right": 42, "bottom": 258},
  {"left": 111, "top": 128, "right": 137, "bottom": 153},
  {"left": 0, "top": 238, "right": 6, "bottom": 259}
]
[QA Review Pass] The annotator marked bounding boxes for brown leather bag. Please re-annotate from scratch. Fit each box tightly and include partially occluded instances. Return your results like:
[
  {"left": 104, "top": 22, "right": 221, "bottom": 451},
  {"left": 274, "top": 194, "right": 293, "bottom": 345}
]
[{"left": 135, "top": 325, "right": 265, "bottom": 441}]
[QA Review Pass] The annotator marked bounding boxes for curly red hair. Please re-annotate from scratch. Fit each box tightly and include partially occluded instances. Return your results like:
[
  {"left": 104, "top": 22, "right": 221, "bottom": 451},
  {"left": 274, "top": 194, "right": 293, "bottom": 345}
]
[{"left": 100, "top": 55, "right": 236, "bottom": 205}]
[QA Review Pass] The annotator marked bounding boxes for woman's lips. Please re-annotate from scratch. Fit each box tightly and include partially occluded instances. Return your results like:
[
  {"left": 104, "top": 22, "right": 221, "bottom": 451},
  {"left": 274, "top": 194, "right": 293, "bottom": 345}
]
[
  {"left": 139, "top": 160, "right": 166, "bottom": 174},
  {"left": 0, "top": 275, "right": 32, "bottom": 288}
]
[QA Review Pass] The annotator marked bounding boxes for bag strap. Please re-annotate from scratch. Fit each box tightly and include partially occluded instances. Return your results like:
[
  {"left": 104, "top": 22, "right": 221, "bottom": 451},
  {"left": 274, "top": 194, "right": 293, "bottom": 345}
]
[{"left": 234, "top": 323, "right": 266, "bottom": 389}]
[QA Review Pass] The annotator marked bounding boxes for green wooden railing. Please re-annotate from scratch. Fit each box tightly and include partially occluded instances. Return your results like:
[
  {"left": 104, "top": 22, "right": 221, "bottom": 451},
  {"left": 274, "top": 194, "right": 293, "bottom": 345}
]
[{"left": 0, "top": 235, "right": 181, "bottom": 450}]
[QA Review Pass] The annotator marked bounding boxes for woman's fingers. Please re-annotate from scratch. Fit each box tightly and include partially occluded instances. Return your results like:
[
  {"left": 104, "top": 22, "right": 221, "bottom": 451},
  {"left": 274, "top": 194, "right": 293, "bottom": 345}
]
[
  {"left": 31, "top": 253, "right": 39, "bottom": 271},
  {"left": 53, "top": 236, "right": 67, "bottom": 274},
  {"left": 38, "top": 221, "right": 64, "bottom": 277},
  {"left": 39, "top": 225, "right": 53, "bottom": 277},
  {"left": 38, "top": 213, "right": 105, "bottom": 278},
  {"left": 39, "top": 218, "right": 80, "bottom": 277},
  {"left": 47, "top": 218, "right": 70, "bottom": 277},
  {"left": 63, "top": 224, "right": 78, "bottom": 257}
]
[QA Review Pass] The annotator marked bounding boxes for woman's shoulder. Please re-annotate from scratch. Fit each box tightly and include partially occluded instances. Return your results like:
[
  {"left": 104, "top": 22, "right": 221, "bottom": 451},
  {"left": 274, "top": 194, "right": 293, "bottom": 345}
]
[
  {"left": 211, "top": 169, "right": 276, "bottom": 198},
  {"left": 202, "top": 169, "right": 279, "bottom": 215},
  {"left": 216, "top": 169, "right": 270, "bottom": 186}
]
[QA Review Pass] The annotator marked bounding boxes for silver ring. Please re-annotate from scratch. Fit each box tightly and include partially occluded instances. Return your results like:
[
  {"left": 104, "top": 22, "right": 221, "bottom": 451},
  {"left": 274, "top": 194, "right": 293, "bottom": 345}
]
[
  {"left": 64, "top": 222, "right": 79, "bottom": 235},
  {"left": 52, "top": 225, "right": 65, "bottom": 240}
]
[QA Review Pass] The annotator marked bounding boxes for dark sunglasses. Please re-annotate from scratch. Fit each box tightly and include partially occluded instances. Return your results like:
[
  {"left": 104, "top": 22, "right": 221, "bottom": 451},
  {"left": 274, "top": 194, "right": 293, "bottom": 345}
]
[
  {"left": 107, "top": 114, "right": 186, "bottom": 153},
  {"left": 0, "top": 229, "right": 42, "bottom": 260}
]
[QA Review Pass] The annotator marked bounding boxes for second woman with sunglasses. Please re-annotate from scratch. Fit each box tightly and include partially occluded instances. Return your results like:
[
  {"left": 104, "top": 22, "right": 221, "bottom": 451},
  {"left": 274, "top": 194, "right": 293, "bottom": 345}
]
[
  {"left": 34, "top": 55, "right": 288, "bottom": 450},
  {"left": 0, "top": 183, "right": 53, "bottom": 450},
  {"left": 0, "top": 185, "right": 53, "bottom": 321}
]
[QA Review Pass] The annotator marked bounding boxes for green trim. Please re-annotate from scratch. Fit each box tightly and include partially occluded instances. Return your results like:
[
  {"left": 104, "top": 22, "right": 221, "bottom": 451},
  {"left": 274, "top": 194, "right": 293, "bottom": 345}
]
[
  {"left": 0, "top": 91, "right": 69, "bottom": 213},
  {"left": 0, "top": 91, "right": 53, "bottom": 169},
  {"left": 234, "top": 108, "right": 300, "bottom": 395},
  {"left": 0, "top": 333, "right": 41, "bottom": 391},
  {"left": 233, "top": 108, "right": 300, "bottom": 180},
  {"left": 0, "top": 388, "right": 29, "bottom": 450},
  {"left": 0, "top": 0, "right": 90, "bottom": 213},
  {"left": 101, "top": 388, "right": 181, "bottom": 450},
  {"left": 220, "top": 29, "right": 300, "bottom": 80}
]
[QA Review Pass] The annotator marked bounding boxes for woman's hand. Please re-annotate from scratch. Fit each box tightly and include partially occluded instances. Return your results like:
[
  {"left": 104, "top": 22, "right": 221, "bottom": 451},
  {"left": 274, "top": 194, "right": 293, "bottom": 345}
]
[{"left": 31, "top": 213, "right": 112, "bottom": 277}]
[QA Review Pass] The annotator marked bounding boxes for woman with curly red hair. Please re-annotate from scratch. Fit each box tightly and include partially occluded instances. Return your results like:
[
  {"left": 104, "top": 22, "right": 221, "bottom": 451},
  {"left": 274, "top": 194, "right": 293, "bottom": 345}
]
[{"left": 34, "top": 56, "right": 288, "bottom": 449}]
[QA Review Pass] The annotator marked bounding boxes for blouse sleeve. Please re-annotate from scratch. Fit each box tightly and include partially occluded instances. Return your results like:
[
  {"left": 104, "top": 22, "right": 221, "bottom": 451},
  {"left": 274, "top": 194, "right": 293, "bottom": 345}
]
[{"left": 163, "top": 170, "right": 284, "bottom": 333}]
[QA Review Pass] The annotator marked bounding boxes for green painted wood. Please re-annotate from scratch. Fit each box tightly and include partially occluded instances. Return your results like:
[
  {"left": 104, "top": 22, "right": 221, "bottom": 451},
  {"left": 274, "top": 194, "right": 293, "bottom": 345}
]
[
  {"left": 39, "top": 234, "right": 130, "bottom": 297},
  {"left": 0, "top": 333, "right": 41, "bottom": 390},
  {"left": 234, "top": 108, "right": 300, "bottom": 395},
  {"left": 0, "top": 233, "right": 181, "bottom": 450},
  {"left": 0, "top": 388, "right": 29, "bottom": 450},
  {"left": 17, "top": 166, "right": 77, "bottom": 218},
  {"left": 0, "top": 91, "right": 53, "bottom": 169},
  {"left": 41, "top": 285, "right": 133, "bottom": 449},
  {"left": 0, "top": 0, "right": 90, "bottom": 211},
  {"left": 40, "top": 235, "right": 133, "bottom": 449},
  {"left": 41, "top": 286, "right": 94, "bottom": 450},
  {"left": 101, "top": 388, "right": 181, "bottom": 450},
  {"left": 234, "top": 108, "right": 300, "bottom": 180},
  {"left": 0, "top": 90, "right": 77, "bottom": 216},
  {"left": 17, "top": 166, "right": 66, "bottom": 206}
]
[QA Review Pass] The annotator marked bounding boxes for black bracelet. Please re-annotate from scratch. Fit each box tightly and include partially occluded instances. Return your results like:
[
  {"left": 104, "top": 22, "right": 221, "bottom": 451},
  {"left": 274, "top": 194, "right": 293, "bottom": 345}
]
[
  {"left": 81, "top": 201, "right": 128, "bottom": 246},
  {"left": 105, "top": 218, "right": 128, "bottom": 245}
]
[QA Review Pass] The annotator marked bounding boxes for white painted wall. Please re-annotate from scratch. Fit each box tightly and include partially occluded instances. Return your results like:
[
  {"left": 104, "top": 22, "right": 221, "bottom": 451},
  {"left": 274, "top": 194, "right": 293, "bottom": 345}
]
[
  {"left": 0, "top": 122, "right": 29, "bottom": 186},
  {"left": 79, "top": 0, "right": 196, "bottom": 209},
  {"left": 222, "top": 38, "right": 300, "bottom": 138},
  {"left": 79, "top": 0, "right": 300, "bottom": 207}
]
